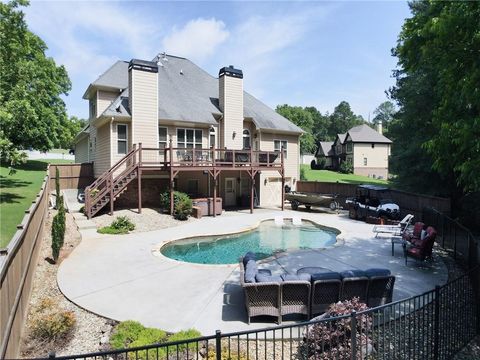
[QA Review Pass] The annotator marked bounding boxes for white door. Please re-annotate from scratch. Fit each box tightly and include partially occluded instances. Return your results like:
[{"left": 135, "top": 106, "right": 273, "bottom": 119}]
[{"left": 225, "top": 178, "right": 237, "bottom": 206}]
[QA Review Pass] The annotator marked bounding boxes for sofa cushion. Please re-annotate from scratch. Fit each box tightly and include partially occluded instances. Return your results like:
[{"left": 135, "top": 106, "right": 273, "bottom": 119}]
[
  {"left": 258, "top": 269, "right": 272, "bottom": 276},
  {"left": 365, "top": 268, "right": 391, "bottom": 278},
  {"left": 340, "top": 270, "right": 367, "bottom": 279},
  {"left": 244, "top": 260, "right": 257, "bottom": 283},
  {"left": 281, "top": 273, "right": 311, "bottom": 282},
  {"left": 255, "top": 273, "right": 283, "bottom": 283},
  {"left": 311, "top": 272, "right": 342, "bottom": 282},
  {"left": 243, "top": 252, "right": 256, "bottom": 267},
  {"left": 297, "top": 267, "right": 329, "bottom": 276}
]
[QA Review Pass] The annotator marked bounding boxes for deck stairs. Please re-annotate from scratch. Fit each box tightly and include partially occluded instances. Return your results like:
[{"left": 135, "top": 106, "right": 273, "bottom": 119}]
[{"left": 85, "top": 147, "right": 141, "bottom": 219}]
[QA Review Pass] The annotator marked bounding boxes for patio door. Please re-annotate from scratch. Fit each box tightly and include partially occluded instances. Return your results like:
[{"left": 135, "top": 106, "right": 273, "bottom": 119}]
[{"left": 225, "top": 178, "right": 237, "bottom": 207}]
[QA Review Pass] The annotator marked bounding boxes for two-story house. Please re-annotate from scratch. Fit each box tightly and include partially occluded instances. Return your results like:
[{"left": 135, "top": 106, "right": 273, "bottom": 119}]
[
  {"left": 315, "top": 124, "right": 392, "bottom": 179},
  {"left": 74, "top": 54, "right": 304, "bottom": 217}
]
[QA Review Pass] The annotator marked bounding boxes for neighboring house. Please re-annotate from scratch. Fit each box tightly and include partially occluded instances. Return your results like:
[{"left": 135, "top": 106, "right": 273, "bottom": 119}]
[
  {"left": 300, "top": 153, "right": 316, "bottom": 165},
  {"left": 315, "top": 123, "right": 392, "bottom": 179},
  {"left": 74, "top": 54, "right": 304, "bottom": 216}
]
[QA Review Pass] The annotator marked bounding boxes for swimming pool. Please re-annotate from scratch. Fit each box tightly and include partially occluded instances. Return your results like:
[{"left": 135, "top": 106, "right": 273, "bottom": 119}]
[{"left": 160, "top": 219, "right": 339, "bottom": 264}]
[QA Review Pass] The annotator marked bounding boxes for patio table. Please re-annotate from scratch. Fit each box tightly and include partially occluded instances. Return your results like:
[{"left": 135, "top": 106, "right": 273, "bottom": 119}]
[{"left": 391, "top": 236, "right": 406, "bottom": 256}]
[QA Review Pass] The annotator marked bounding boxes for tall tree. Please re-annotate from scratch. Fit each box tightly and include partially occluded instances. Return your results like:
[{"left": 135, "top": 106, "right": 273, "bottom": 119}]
[
  {"left": 0, "top": 0, "right": 71, "bottom": 163},
  {"left": 59, "top": 116, "right": 87, "bottom": 149},
  {"left": 304, "top": 106, "right": 331, "bottom": 143},
  {"left": 276, "top": 104, "right": 315, "bottom": 154},
  {"left": 389, "top": 0, "right": 480, "bottom": 194},
  {"left": 372, "top": 101, "right": 396, "bottom": 127},
  {"left": 328, "top": 101, "right": 365, "bottom": 136}
]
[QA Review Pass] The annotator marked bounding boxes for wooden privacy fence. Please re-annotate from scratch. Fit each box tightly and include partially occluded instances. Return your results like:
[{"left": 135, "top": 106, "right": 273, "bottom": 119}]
[
  {"left": 0, "top": 168, "right": 50, "bottom": 359},
  {"left": 48, "top": 163, "right": 93, "bottom": 191},
  {"left": 296, "top": 181, "right": 451, "bottom": 218}
]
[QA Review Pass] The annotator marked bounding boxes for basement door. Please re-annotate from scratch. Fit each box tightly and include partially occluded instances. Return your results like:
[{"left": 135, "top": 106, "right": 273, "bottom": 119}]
[{"left": 224, "top": 178, "right": 237, "bottom": 207}]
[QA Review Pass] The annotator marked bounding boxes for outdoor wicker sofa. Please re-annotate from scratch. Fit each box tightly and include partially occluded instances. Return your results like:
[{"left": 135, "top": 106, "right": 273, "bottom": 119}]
[
  {"left": 240, "top": 254, "right": 311, "bottom": 324},
  {"left": 240, "top": 254, "right": 396, "bottom": 323}
]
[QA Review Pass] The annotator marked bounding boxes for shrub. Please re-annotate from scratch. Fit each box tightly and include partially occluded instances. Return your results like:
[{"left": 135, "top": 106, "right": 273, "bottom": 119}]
[
  {"left": 55, "top": 167, "right": 60, "bottom": 208},
  {"left": 30, "top": 299, "right": 75, "bottom": 341},
  {"left": 160, "top": 190, "right": 190, "bottom": 212},
  {"left": 339, "top": 161, "right": 353, "bottom": 174},
  {"left": 300, "top": 166, "right": 307, "bottom": 181},
  {"left": 316, "top": 157, "right": 326, "bottom": 169},
  {"left": 301, "top": 298, "right": 372, "bottom": 359},
  {"left": 174, "top": 196, "right": 192, "bottom": 220},
  {"left": 98, "top": 216, "right": 135, "bottom": 235},
  {"left": 110, "top": 320, "right": 147, "bottom": 349},
  {"left": 51, "top": 191, "right": 66, "bottom": 261},
  {"left": 110, "top": 321, "right": 200, "bottom": 360}
]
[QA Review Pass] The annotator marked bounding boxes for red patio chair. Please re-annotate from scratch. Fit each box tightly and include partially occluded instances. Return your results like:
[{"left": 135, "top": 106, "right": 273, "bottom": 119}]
[
  {"left": 402, "top": 222, "right": 425, "bottom": 243},
  {"left": 404, "top": 226, "right": 437, "bottom": 265}
]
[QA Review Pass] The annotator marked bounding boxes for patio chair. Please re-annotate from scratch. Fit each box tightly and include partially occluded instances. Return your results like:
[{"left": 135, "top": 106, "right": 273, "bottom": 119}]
[
  {"left": 402, "top": 222, "right": 425, "bottom": 243},
  {"left": 340, "top": 270, "right": 369, "bottom": 303},
  {"left": 404, "top": 226, "right": 437, "bottom": 265},
  {"left": 239, "top": 257, "right": 281, "bottom": 324},
  {"left": 365, "top": 268, "right": 396, "bottom": 307},
  {"left": 309, "top": 272, "right": 342, "bottom": 317},
  {"left": 280, "top": 278, "right": 311, "bottom": 322}
]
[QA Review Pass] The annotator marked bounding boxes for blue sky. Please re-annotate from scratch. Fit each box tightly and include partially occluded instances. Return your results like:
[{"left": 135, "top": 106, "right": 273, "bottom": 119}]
[{"left": 25, "top": 1, "right": 411, "bottom": 120}]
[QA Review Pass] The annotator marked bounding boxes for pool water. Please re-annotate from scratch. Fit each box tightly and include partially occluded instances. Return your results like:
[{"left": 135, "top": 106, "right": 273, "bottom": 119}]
[{"left": 160, "top": 219, "right": 338, "bottom": 264}]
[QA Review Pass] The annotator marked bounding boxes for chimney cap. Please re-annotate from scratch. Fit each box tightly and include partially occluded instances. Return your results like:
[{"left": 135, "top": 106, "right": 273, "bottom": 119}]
[
  {"left": 129, "top": 59, "right": 158, "bottom": 73},
  {"left": 219, "top": 65, "right": 243, "bottom": 79}
]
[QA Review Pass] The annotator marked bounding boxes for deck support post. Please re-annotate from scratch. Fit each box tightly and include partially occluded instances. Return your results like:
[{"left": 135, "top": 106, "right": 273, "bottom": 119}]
[
  {"left": 213, "top": 176, "right": 217, "bottom": 218},
  {"left": 281, "top": 147, "right": 285, "bottom": 211},
  {"left": 169, "top": 139, "right": 174, "bottom": 216},
  {"left": 137, "top": 143, "right": 142, "bottom": 214},
  {"left": 250, "top": 176, "right": 254, "bottom": 214}
]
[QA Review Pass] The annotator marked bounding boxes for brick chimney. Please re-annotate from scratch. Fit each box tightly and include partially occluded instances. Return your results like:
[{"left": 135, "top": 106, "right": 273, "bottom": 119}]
[
  {"left": 128, "top": 59, "right": 158, "bottom": 147},
  {"left": 219, "top": 65, "right": 244, "bottom": 150}
]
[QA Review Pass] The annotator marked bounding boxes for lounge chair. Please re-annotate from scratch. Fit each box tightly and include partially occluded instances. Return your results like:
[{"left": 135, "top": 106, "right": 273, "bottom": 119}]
[
  {"left": 404, "top": 226, "right": 437, "bottom": 265},
  {"left": 372, "top": 214, "right": 414, "bottom": 237}
]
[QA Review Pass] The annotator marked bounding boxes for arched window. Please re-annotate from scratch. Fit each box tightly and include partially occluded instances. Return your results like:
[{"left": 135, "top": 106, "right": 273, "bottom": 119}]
[
  {"left": 209, "top": 127, "right": 216, "bottom": 148},
  {"left": 243, "top": 129, "right": 251, "bottom": 149}
]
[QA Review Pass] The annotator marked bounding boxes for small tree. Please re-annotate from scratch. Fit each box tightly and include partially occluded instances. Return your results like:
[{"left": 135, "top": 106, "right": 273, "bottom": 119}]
[
  {"left": 55, "top": 167, "right": 60, "bottom": 209},
  {"left": 339, "top": 161, "right": 353, "bottom": 174},
  {"left": 51, "top": 194, "right": 66, "bottom": 262}
]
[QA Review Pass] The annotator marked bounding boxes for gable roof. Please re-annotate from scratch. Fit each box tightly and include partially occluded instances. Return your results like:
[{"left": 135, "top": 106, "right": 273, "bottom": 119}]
[
  {"left": 83, "top": 61, "right": 129, "bottom": 99},
  {"left": 315, "top": 141, "right": 334, "bottom": 157},
  {"left": 90, "top": 54, "right": 304, "bottom": 133},
  {"left": 346, "top": 124, "right": 392, "bottom": 144}
]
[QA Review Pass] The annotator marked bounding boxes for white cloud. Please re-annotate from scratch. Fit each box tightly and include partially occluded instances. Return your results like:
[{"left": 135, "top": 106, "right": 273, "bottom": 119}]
[{"left": 162, "top": 18, "right": 229, "bottom": 63}]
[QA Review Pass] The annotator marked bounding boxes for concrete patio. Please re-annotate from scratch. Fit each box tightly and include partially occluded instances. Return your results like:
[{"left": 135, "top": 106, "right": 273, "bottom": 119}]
[{"left": 57, "top": 209, "right": 448, "bottom": 335}]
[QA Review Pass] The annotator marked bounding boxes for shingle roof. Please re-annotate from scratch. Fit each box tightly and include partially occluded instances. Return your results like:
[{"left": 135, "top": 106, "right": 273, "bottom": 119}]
[
  {"left": 90, "top": 55, "right": 304, "bottom": 133},
  {"left": 316, "top": 141, "right": 334, "bottom": 157},
  {"left": 346, "top": 124, "right": 392, "bottom": 143}
]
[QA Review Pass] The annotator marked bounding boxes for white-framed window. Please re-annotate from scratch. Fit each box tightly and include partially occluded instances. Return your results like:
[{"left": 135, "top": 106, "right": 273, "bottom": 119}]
[
  {"left": 336, "top": 144, "right": 342, "bottom": 154},
  {"left": 158, "top": 127, "right": 168, "bottom": 149},
  {"left": 209, "top": 127, "right": 216, "bottom": 148},
  {"left": 243, "top": 129, "right": 251, "bottom": 149},
  {"left": 346, "top": 142, "right": 353, "bottom": 153},
  {"left": 117, "top": 124, "right": 127, "bottom": 154},
  {"left": 274, "top": 140, "right": 288, "bottom": 158},
  {"left": 177, "top": 128, "right": 202, "bottom": 148},
  {"left": 364, "top": 157, "right": 368, "bottom": 166},
  {"left": 89, "top": 101, "right": 96, "bottom": 119}
]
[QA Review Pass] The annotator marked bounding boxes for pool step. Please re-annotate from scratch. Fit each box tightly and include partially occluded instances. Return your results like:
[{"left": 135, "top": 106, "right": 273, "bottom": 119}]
[
  {"left": 274, "top": 216, "right": 284, "bottom": 226},
  {"left": 292, "top": 217, "right": 302, "bottom": 226}
]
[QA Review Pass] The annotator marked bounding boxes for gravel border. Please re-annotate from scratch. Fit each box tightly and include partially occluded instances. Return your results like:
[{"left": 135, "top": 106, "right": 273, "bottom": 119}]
[{"left": 20, "top": 210, "right": 116, "bottom": 358}]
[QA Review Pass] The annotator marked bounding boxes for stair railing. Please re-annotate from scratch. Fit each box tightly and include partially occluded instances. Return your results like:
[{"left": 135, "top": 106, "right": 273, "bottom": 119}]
[{"left": 85, "top": 144, "right": 142, "bottom": 218}]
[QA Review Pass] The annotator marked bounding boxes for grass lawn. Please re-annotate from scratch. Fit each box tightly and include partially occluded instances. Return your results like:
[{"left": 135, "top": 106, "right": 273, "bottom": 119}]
[
  {"left": 0, "top": 159, "right": 73, "bottom": 248},
  {"left": 301, "top": 165, "right": 389, "bottom": 186}
]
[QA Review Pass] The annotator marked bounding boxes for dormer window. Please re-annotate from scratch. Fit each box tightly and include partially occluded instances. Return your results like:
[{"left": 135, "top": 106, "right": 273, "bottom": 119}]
[{"left": 243, "top": 129, "right": 251, "bottom": 149}]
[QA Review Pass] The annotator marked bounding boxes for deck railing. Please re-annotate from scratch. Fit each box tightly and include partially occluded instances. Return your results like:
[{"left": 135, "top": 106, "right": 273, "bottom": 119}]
[{"left": 140, "top": 146, "right": 283, "bottom": 169}]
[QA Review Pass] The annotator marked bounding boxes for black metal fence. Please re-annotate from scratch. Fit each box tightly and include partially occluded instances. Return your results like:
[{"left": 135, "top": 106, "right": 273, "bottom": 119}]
[{"left": 30, "top": 267, "right": 478, "bottom": 360}]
